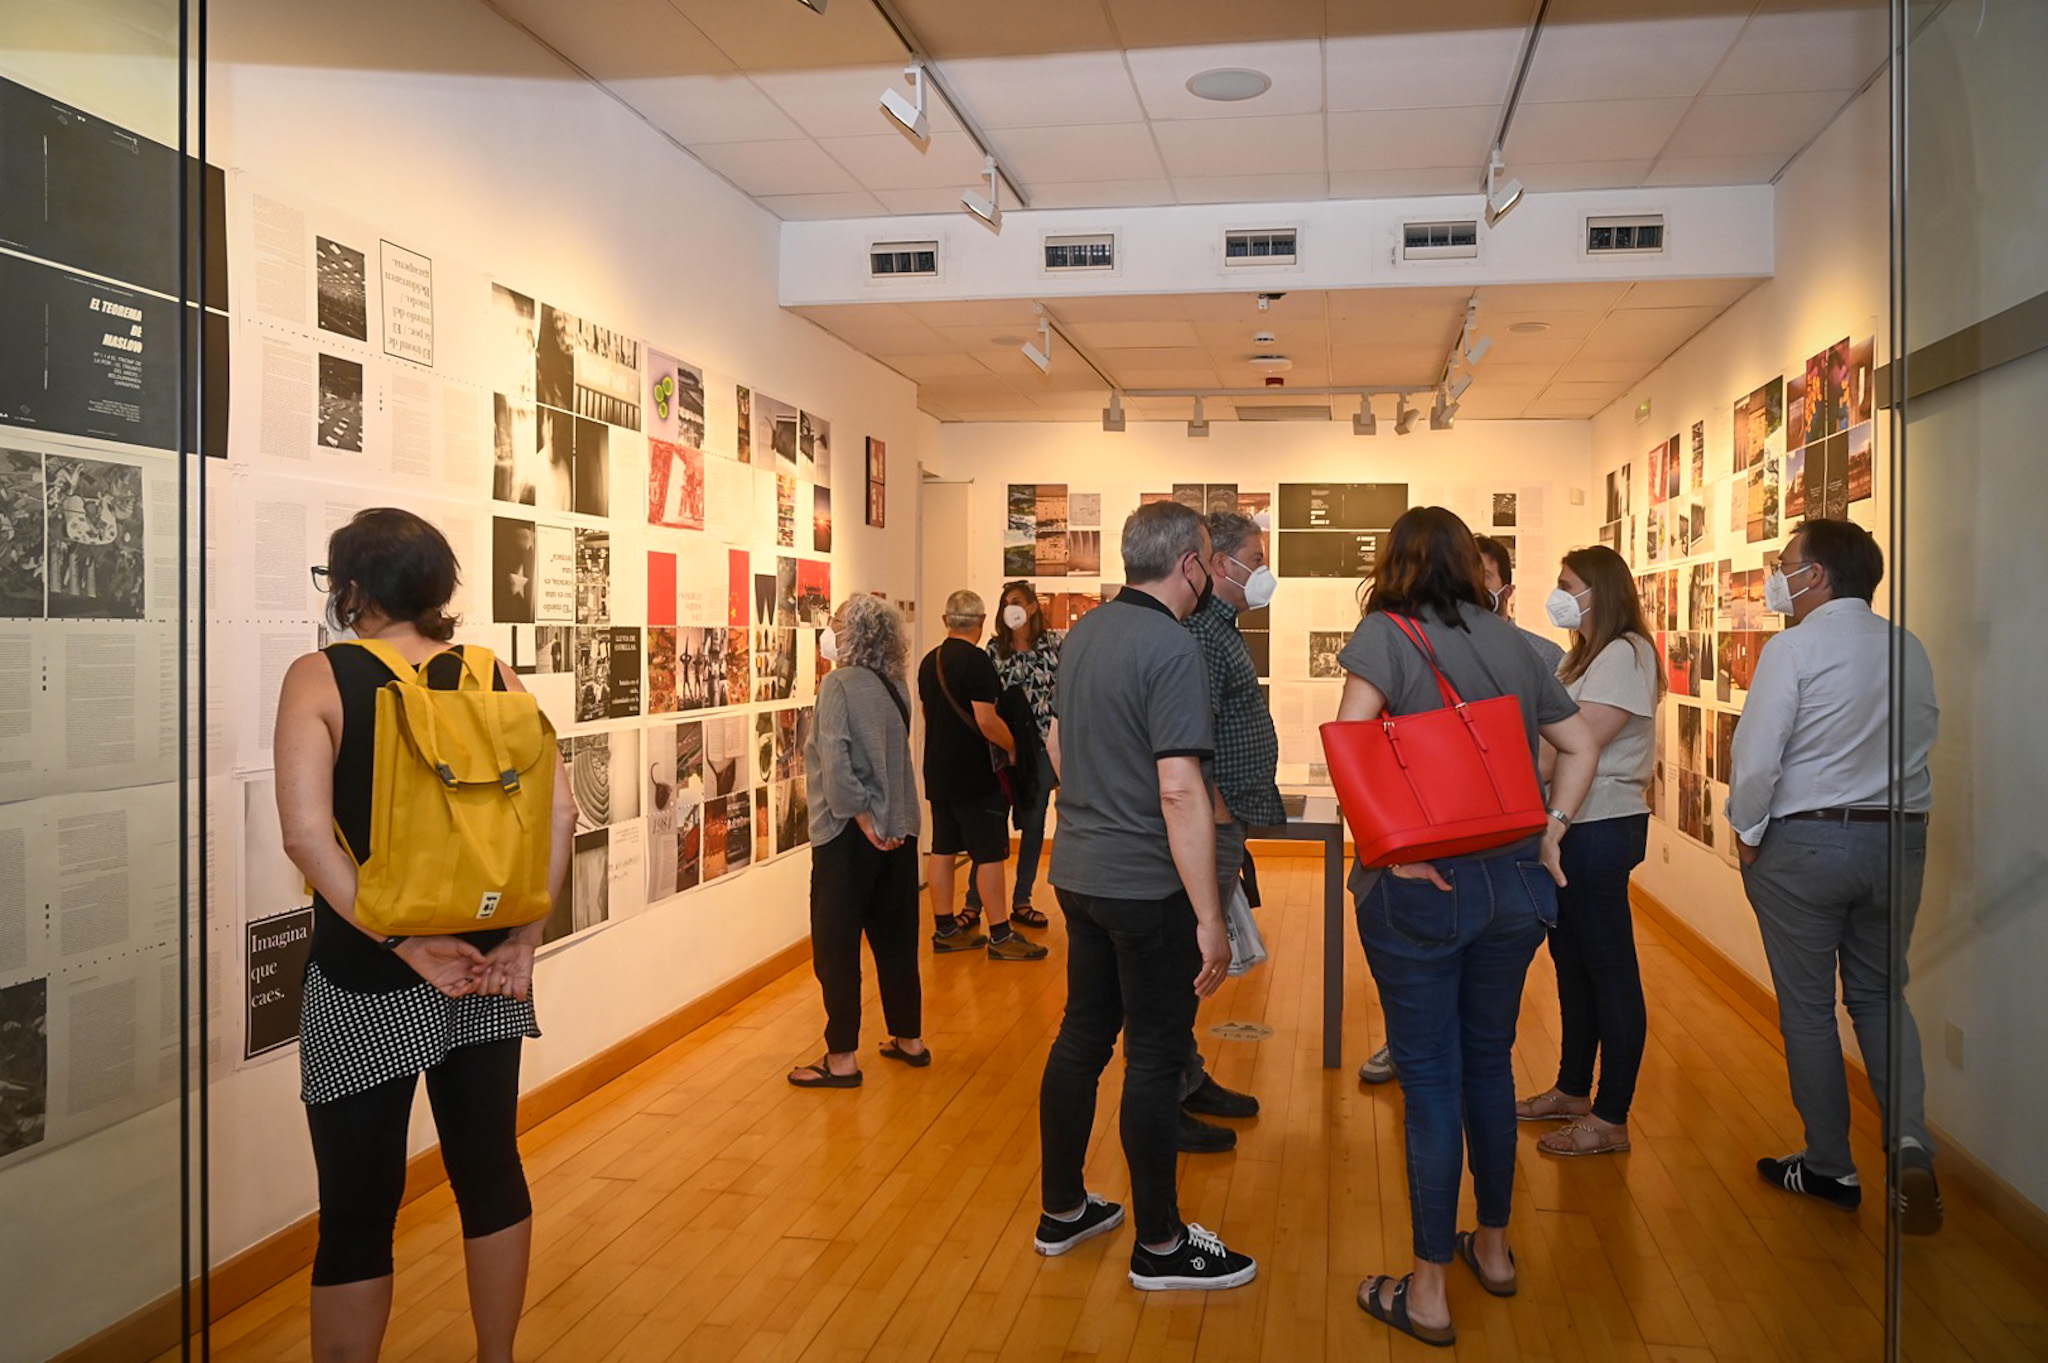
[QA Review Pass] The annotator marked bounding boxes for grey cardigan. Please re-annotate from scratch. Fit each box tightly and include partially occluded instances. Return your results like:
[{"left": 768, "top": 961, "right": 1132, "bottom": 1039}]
[{"left": 805, "top": 666, "right": 921, "bottom": 847}]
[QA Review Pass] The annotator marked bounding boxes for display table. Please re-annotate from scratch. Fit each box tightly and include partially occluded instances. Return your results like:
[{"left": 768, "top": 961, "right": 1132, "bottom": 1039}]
[{"left": 1248, "top": 792, "right": 1349, "bottom": 1068}]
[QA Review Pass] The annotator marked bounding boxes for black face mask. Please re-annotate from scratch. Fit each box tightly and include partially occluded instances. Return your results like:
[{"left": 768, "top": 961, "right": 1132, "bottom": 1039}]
[{"left": 1184, "top": 555, "right": 1214, "bottom": 617}]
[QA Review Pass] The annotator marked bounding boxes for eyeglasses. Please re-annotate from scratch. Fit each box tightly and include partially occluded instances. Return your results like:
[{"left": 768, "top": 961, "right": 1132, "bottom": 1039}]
[{"left": 310, "top": 565, "right": 332, "bottom": 591}]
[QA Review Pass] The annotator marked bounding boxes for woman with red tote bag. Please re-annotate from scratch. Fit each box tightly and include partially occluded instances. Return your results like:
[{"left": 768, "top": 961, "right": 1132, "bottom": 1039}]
[{"left": 1328, "top": 508, "right": 1600, "bottom": 1349}]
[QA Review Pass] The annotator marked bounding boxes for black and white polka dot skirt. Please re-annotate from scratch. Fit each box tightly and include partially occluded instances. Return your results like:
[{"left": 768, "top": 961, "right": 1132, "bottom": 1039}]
[{"left": 299, "top": 962, "right": 541, "bottom": 1105}]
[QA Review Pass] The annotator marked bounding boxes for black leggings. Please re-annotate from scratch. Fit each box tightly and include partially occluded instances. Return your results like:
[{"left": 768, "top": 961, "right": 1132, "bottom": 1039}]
[{"left": 305, "top": 1039, "right": 531, "bottom": 1286}]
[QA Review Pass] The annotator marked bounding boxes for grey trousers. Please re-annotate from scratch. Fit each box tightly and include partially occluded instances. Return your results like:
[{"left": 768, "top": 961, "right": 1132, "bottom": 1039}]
[
  {"left": 1740, "top": 817, "right": 1931, "bottom": 1178},
  {"left": 1180, "top": 819, "right": 1249, "bottom": 1101}
]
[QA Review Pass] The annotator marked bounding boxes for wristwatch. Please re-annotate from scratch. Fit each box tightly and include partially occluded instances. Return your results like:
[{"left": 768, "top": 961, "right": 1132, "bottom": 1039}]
[
  {"left": 1546, "top": 807, "right": 1573, "bottom": 828},
  {"left": 377, "top": 934, "right": 406, "bottom": 951}
]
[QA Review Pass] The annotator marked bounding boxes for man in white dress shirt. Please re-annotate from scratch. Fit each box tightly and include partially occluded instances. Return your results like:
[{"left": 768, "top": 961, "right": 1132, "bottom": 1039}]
[{"left": 1727, "top": 518, "right": 1942, "bottom": 1233}]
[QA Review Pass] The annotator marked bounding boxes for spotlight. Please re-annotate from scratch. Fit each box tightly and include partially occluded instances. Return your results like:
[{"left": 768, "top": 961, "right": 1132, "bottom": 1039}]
[
  {"left": 1394, "top": 393, "right": 1418, "bottom": 436},
  {"left": 1352, "top": 395, "right": 1377, "bottom": 436},
  {"left": 1430, "top": 389, "right": 1459, "bottom": 431},
  {"left": 796, "top": 0, "right": 826, "bottom": 10},
  {"left": 1187, "top": 396, "right": 1210, "bottom": 438},
  {"left": 879, "top": 64, "right": 928, "bottom": 142},
  {"left": 1485, "top": 147, "right": 1524, "bottom": 228},
  {"left": 1021, "top": 309, "right": 1052, "bottom": 374},
  {"left": 1463, "top": 333, "right": 1493, "bottom": 366},
  {"left": 962, "top": 155, "right": 1003, "bottom": 232},
  {"left": 1102, "top": 394, "right": 1126, "bottom": 432},
  {"left": 1447, "top": 370, "right": 1474, "bottom": 402}
]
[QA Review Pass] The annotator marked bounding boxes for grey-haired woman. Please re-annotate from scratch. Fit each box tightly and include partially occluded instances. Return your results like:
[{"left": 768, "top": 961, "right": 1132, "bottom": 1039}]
[{"left": 787, "top": 596, "right": 927, "bottom": 1087}]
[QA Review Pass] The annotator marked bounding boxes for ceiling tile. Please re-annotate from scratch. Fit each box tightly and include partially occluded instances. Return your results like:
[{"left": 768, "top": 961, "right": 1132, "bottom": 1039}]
[
  {"left": 883, "top": 353, "right": 1002, "bottom": 381},
  {"left": 1329, "top": 167, "right": 1483, "bottom": 197},
  {"left": 1574, "top": 305, "right": 1726, "bottom": 359},
  {"left": 818, "top": 128, "right": 990, "bottom": 191},
  {"left": 1152, "top": 113, "right": 1327, "bottom": 177},
  {"left": 942, "top": 51, "right": 1148, "bottom": 128},
  {"left": 1553, "top": 358, "right": 1651, "bottom": 384},
  {"left": 750, "top": 65, "right": 962, "bottom": 141},
  {"left": 1642, "top": 152, "right": 1792, "bottom": 186},
  {"left": 1659, "top": 90, "right": 1853, "bottom": 160},
  {"left": 989, "top": 123, "right": 1166, "bottom": 184},
  {"left": 1019, "top": 179, "right": 1178, "bottom": 209},
  {"left": 1478, "top": 281, "right": 1630, "bottom": 311},
  {"left": 1076, "top": 346, "right": 1216, "bottom": 370},
  {"left": 1325, "top": 29, "right": 1528, "bottom": 112},
  {"left": 689, "top": 138, "right": 859, "bottom": 197},
  {"left": 667, "top": 0, "right": 906, "bottom": 69},
  {"left": 870, "top": 186, "right": 986, "bottom": 215},
  {"left": 1520, "top": 17, "right": 1748, "bottom": 103},
  {"left": 1703, "top": 8, "right": 1890, "bottom": 97},
  {"left": 1618, "top": 277, "right": 1761, "bottom": 309},
  {"left": 490, "top": 0, "right": 732, "bottom": 80},
  {"left": 1327, "top": 106, "right": 1500, "bottom": 171},
  {"left": 1195, "top": 318, "right": 1329, "bottom": 353},
  {"left": 1124, "top": 41, "right": 1326, "bottom": 121},
  {"left": 1066, "top": 320, "right": 1206, "bottom": 349},
  {"left": 913, "top": 298, "right": 1053, "bottom": 328},
  {"left": 1503, "top": 97, "right": 1692, "bottom": 162},
  {"left": 1326, "top": 286, "right": 1475, "bottom": 321},
  {"left": 1180, "top": 292, "right": 1328, "bottom": 322},
  {"left": 1105, "top": 0, "right": 1327, "bottom": 50},
  {"left": 1506, "top": 157, "right": 1655, "bottom": 190},
  {"left": 1174, "top": 171, "right": 1331, "bottom": 204},
  {"left": 885, "top": 0, "right": 1123, "bottom": 59},
  {"left": 1109, "top": 367, "right": 1224, "bottom": 389},
  {"left": 1045, "top": 295, "right": 1192, "bottom": 323},
  {"left": 1464, "top": 362, "right": 1563, "bottom": 385},
  {"left": 612, "top": 73, "right": 805, "bottom": 145},
  {"left": 757, "top": 189, "right": 891, "bottom": 220}
]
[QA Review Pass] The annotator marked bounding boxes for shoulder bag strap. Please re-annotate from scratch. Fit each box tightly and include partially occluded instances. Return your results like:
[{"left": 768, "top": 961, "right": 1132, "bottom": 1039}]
[
  {"left": 1386, "top": 614, "right": 1464, "bottom": 709},
  {"left": 932, "top": 644, "right": 978, "bottom": 730},
  {"left": 860, "top": 665, "right": 912, "bottom": 729}
]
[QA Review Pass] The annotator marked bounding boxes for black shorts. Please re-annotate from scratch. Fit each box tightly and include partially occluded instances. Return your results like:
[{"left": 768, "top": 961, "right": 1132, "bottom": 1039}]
[{"left": 929, "top": 797, "right": 1010, "bottom": 864}]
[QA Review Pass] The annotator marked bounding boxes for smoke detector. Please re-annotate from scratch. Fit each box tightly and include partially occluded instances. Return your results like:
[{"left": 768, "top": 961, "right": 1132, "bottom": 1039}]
[
  {"left": 1252, "top": 331, "right": 1277, "bottom": 345},
  {"left": 1249, "top": 354, "right": 1293, "bottom": 372}
]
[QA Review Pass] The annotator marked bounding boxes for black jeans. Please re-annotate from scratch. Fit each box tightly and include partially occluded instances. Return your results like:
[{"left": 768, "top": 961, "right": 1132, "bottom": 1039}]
[
  {"left": 1040, "top": 886, "right": 1199, "bottom": 1245},
  {"left": 1550, "top": 815, "right": 1649, "bottom": 1125},
  {"left": 810, "top": 825, "right": 922, "bottom": 1052}
]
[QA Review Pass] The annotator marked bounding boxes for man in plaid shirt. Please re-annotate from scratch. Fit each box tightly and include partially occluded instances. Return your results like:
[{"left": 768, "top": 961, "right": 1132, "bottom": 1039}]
[{"left": 1172, "top": 509, "right": 1285, "bottom": 1152}]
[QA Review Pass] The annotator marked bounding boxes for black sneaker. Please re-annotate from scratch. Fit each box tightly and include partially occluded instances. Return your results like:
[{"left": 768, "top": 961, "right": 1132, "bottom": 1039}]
[
  {"left": 932, "top": 924, "right": 989, "bottom": 953},
  {"left": 1895, "top": 1146, "right": 1944, "bottom": 1236},
  {"left": 1033, "top": 1193, "right": 1125, "bottom": 1256},
  {"left": 1358, "top": 1044, "right": 1398, "bottom": 1085},
  {"left": 1177, "top": 1111, "right": 1236, "bottom": 1154},
  {"left": 1129, "top": 1222, "right": 1257, "bottom": 1291},
  {"left": 1757, "top": 1154, "right": 1861, "bottom": 1211},
  {"left": 1182, "top": 1073, "right": 1259, "bottom": 1119}
]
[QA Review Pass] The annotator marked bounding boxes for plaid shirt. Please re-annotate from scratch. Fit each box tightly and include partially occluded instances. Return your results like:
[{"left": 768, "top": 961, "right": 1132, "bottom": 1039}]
[{"left": 1183, "top": 595, "right": 1285, "bottom": 827}]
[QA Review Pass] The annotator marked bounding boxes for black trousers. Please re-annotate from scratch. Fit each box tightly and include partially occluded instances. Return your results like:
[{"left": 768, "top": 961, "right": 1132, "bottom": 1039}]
[
  {"left": 1040, "top": 886, "right": 1199, "bottom": 1245},
  {"left": 305, "top": 1038, "right": 530, "bottom": 1286},
  {"left": 810, "top": 825, "right": 922, "bottom": 1052},
  {"left": 1550, "top": 814, "right": 1650, "bottom": 1124}
]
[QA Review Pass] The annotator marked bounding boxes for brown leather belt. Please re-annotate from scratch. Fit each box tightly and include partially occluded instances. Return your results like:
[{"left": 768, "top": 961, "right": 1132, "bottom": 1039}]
[{"left": 1783, "top": 808, "right": 1928, "bottom": 825}]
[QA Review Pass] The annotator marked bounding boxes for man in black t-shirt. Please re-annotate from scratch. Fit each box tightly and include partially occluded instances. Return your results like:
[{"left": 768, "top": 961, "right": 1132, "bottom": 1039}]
[{"left": 917, "top": 589, "right": 1049, "bottom": 962}]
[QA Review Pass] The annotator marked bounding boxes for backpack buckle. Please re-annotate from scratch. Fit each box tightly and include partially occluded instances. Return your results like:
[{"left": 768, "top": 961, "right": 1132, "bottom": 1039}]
[
  {"left": 436, "top": 762, "right": 458, "bottom": 787},
  {"left": 499, "top": 768, "right": 522, "bottom": 793}
]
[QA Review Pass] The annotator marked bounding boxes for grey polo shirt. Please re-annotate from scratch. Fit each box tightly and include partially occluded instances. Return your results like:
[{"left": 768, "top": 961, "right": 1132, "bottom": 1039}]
[{"left": 1049, "top": 587, "right": 1214, "bottom": 900}]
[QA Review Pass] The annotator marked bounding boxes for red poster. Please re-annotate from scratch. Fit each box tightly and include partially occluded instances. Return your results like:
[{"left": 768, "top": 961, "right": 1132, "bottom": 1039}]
[
  {"left": 728, "top": 549, "right": 749, "bottom": 629},
  {"left": 647, "top": 551, "right": 676, "bottom": 628}
]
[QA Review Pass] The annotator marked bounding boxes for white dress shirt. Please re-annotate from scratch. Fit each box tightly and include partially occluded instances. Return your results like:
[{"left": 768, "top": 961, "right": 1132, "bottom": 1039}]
[{"left": 1725, "top": 598, "right": 1938, "bottom": 845}]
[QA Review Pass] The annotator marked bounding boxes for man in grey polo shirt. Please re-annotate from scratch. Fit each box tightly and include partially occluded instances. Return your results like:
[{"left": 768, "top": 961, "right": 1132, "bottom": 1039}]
[{"left": 1031, "top": 501, "right": 1256, "bottom": 1292}]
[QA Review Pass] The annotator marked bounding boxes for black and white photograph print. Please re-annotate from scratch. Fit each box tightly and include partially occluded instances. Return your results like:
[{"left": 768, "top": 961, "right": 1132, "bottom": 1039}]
[
  {"left": 573, "top": 416, "right": 610, "bottom": 518},
  {"left": 800, "top": 411, "right": 830, "bottom": 486},
  {"left": 562, "top": 313, "right": 643, "bottom": 431},
  {"left": 756, "top": 394, "right": 799, "bottom": 476},
  {"left": 705, "top": 712, "right": 749, "bottom": 798},
  {"left": 1492, "top": 491, "right": 1517, "bottom": 528},
  {"left": 493, "top": 517, "right": 538, "bottom": 624},
  {"left": 46, "top": 454, "right": 144, "bottom": 619},
  {"left": 0, "top": 976, "right": 49, "bottom": 1159},
  {"left": 575, "top": 528, "right": 610, "bottom": 625},
  {"left": 753, "top": 627, "right": 796, "bottom": 702},
  {"left": 537, "top": 303, "right": 577, "bottom": 411},
  {"left": 490, "top": 284, "right": 538, "bottom": 402},
  {"left": 1307, "top": 631, "right": 1348, "bottom": 680},
  {"left": 0, "top": 449, "right": 46, "bottom": 616},
  {"left": 1604, "top": 463, "right": 1631, "bottom": 524},
  {"left": 571, "top": 829, "right": 610, "bottom": 935},
  {"left": 317, "top": 353, "right": 364, "bottom": 453},
  {"left": 775, "top": 556, "right": 798, "bottom": 627},
  {"left": 533, "top": 405, "right": 575, "bottom": 513},
  {"left": 314, "top": 236, "right": 368, "bottom": 342},
  {"left": 735, "top": 386, "right": 753, "bottom": 465},
  {"left": 492, "top": 395, "right": 538, "bottom": 505}
]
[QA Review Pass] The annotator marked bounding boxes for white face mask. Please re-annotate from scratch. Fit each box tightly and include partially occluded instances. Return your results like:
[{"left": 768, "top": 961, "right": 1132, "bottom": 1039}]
[
  {"left": 817, "top": 626, "right": 839, "bottom": 663},
  {"left": 1225, "top": 554, "right": 1278, "bottom": 610},
  {"left": 1002, "top": 603, "right": 1029, "bottom": 630},
  {"left": 1488, "top": 584, "right": 1511, "bottom": 615},
  {"left": 1764, "top": 561, "right": 1818, "bottom": 615},
  {"left": 1545, "top": 586, "right": 1591, "bottom": 630}
]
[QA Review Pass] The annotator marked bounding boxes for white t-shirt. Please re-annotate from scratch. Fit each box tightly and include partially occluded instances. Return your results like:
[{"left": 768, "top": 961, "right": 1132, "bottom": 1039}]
[{"left": 1565, "top": 635, "right": 1660, "bottom": 824}]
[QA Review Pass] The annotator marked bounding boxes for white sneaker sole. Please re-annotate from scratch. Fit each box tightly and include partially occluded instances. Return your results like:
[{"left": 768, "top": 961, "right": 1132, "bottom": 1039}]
[
  {"left": 1129, "top": 1262, "right": 1258, "bottom": 1291},
  {"left": 1034, "top": 1205, "right": 1125, "bottom": 1256}
]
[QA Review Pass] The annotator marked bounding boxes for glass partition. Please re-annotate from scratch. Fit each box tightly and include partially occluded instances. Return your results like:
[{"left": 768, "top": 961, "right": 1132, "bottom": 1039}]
[
  {"left": 1894, "top": 0, "right": 2048, "bottom": 1354},
  {"left": 0, "top": 1, "right": 217, "bottom": 1357}
]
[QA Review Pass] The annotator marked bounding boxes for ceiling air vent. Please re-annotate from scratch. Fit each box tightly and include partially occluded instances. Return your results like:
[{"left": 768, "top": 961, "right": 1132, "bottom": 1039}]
[
  {"left": 1224, "top": 228, "right": 1298, "bottom": 267},
  {"left": 1586, "top": 215, "right": 1665, "bottom": 254},
  {"left": 1043, "top": 233, "right": 1115, "bottom": 273},
  {"left": 1403, "top": 220, "right": 1479, "bottom": 261},
  {"left": 869, "top": 240, "right": 938, "bottom": 278}
]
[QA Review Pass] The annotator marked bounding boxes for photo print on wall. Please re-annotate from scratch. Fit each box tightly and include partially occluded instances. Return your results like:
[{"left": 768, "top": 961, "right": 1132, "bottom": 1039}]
[
  {"left": 314, "top": 237, "right": 368, "bottom": 342},
  {"left": 865, "top": 436, "right": 886, "bottom": 528}
]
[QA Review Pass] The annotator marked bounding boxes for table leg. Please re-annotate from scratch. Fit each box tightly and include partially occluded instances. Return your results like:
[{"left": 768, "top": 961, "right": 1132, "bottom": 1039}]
[{"left": 1323, "top": 829, "right": 1344, "bottom": 1068}]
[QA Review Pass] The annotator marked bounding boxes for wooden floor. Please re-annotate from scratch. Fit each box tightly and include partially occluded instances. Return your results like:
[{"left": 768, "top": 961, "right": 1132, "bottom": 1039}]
[{"left": 197, "top": 861, "right": 2048, "bottom": 1363}]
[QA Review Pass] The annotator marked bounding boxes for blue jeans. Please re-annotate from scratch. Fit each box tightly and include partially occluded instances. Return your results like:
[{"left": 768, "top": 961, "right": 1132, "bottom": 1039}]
[
  {"left": 1357, "top": 850, "right": 1554, "bottom": 1264},
  {"left": 967, "top": 742, "right": 1055, "bottom": 909}
]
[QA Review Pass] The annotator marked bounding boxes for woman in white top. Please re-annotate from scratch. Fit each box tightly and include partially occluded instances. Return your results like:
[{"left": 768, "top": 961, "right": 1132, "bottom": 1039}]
[{"left": 1518, "top": 544, "right": 1665, "bottom": 1156}]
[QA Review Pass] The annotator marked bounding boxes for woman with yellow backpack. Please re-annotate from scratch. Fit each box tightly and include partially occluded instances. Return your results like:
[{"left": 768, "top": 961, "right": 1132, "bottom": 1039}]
[{"left": 275, "top": 507, "right": 576, "bottom": 1363}]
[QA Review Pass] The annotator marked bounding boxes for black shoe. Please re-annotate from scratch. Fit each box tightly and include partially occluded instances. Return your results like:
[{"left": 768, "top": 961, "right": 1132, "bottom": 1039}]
[
  {"left": 1033, "top": 1193, "right": 1125, "bottom": 1256},
  {"left": 1129, "top": 1222, "right": 1257, "bottom": 1291},
  {"left": 932, "top": 924, "right": 988, "bottom": 953},
  {"left": 1358, "top": 1044, "right": 1399, "bottom": 1086},
  {"left": 1177, "top": 1111, "right": 1236, "bottom": 1154},
  {"left": 1757, "top": 1154, "right": 1861, "bottom": 1211},
  {"left": 1182, "top": 1073, "right": 1259, "bottom": 1119},
  {"left": 1895, "top": 1145, "right": 1944, "bottom": 1236}
]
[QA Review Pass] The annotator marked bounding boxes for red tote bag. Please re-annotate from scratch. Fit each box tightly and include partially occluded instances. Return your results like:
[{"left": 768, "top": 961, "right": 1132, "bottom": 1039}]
[{"left": 1319, "top": 614, "right": 1548, "bottom": 867}]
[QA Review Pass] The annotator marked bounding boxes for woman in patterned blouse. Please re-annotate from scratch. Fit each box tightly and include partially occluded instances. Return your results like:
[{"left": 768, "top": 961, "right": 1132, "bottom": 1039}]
[{"left": 964, "top": 580, "right": 1062, "bottom": 927}]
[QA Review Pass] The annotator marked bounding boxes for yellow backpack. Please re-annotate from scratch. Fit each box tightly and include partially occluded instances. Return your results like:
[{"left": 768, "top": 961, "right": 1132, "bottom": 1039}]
[{"left": 340, "top": 640, "right": 558, "bottom": 936}]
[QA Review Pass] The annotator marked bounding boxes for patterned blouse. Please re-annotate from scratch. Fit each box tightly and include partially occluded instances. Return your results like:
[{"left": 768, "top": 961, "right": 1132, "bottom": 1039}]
[{"left": 987, "top": 630, "right": 1065, "bottom": 738}]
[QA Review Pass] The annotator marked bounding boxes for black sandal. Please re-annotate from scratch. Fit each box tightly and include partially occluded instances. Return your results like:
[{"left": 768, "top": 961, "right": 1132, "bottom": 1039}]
[
  {"left": 955, "top": 906, "right": 982, "bottom": 931},
  {"left": 879, "top": 1041, "right": 932, "bottom": 1067},
  {"left": 1454, "top": 1230, "right": 1518, "bottom": 1297},
  {"left": 1009, "top": 904, "right": 1049, "bottom": 929},
  {"left": 787, "top": 1055, "right": 862, "bottom": 1089},
  {"left": 1358, "top": 1274, "right": 1455, "bottom": 1348}
]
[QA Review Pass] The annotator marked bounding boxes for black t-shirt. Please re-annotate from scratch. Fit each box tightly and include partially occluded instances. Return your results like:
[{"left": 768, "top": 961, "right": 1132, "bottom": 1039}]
[{"left": 917, "top": 637, "right": 1001, "bottom": 801}]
